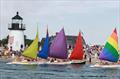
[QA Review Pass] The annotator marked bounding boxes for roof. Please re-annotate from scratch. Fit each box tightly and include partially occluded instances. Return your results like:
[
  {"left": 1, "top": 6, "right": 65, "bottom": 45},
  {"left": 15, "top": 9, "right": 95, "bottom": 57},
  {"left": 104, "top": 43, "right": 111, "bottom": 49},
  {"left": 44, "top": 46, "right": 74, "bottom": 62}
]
[
  {"left": 41, "top": 35, "right": 86, "bottom": 46},
  {"left": 12, "top": 12, "right": 23, "bottom": 20}
]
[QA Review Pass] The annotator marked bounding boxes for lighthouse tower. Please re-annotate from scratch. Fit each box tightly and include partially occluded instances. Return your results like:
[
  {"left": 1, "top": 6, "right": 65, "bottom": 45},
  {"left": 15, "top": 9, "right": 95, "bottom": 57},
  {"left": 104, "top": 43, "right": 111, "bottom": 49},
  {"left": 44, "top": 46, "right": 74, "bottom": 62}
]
[{"left": 8, "top": 12, "right": 25, "bottom": 51}]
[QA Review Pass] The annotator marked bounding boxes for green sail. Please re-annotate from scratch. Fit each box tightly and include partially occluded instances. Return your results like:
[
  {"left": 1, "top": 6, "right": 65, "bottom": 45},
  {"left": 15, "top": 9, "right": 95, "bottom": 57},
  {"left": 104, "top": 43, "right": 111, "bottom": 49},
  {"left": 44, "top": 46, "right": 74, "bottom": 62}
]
[{"left": 22, "top": 31, "right": 39, "bottom": 59}]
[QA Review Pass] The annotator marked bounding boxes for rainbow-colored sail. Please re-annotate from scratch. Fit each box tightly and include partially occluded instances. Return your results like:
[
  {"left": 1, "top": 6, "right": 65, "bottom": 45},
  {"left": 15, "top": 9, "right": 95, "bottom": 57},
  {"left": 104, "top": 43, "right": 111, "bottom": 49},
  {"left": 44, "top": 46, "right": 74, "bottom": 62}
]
[{"left": 99, "top": 28, "right": 119, "bottom": 62}]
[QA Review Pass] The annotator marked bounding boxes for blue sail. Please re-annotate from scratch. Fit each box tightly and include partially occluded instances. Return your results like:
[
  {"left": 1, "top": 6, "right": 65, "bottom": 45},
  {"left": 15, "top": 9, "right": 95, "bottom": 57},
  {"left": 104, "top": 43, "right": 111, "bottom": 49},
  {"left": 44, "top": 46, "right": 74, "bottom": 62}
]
[{"left": 37, "top": 35, "right": 49, "bottom": 59}]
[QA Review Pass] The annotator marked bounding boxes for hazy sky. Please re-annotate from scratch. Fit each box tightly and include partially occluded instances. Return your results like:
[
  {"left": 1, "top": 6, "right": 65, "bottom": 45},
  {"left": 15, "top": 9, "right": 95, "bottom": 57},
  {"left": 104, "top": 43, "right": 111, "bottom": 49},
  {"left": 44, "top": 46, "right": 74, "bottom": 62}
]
[{"left": 0, "top": 0, "right": 120, "bottom": 46}]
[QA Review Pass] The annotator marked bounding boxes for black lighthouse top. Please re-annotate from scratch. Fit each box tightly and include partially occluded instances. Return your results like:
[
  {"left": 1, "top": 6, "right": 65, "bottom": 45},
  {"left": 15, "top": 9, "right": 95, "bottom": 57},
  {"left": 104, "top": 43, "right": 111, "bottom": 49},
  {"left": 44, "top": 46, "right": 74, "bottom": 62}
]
[
  {"left": 12, "top": 12, "right": 23, "bottom": 20},
  {"left": 8, "top": 12, "right": 25, "bottom": 30}
]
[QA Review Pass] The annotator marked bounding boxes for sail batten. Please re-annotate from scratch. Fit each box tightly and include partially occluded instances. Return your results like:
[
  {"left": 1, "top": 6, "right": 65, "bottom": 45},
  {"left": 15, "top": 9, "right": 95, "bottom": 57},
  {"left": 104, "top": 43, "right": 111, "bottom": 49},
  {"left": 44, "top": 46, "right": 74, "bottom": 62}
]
[{"left": 99, "top": 28, "right": 119, "bottom": 62}]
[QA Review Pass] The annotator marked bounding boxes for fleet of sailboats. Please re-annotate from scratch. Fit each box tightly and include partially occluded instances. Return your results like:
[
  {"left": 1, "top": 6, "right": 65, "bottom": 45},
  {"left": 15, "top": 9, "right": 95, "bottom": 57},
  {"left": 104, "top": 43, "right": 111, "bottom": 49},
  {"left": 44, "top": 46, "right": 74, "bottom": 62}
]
[
  {"left": 7, "top": 27, "right": 87, "bottom": 65},
  {"left": 7, "top": 27, "right": 120, "bottom": 67}
]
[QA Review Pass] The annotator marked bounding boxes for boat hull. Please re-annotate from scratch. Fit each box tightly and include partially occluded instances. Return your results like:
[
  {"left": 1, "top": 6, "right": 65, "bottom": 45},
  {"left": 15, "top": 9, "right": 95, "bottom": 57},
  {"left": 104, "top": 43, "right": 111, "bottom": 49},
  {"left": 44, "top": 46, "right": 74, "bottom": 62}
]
[
  {"left": 70, "top": 60, "right": 86, "bottom": 64},
  {"left": 7, "top": 61, "right": 47, "bottom": 65},
  {"left": 46, "top": 61, "right": 70, "bottom": 65},
  {"left": 7, "top": 61, "right": 70, "bottom": 65},
  {"left": 7, "top": 60, "right": 86, "bottom": 65},
  {"left": 90, "top": 64, "right": 120, "bottom": 68}
]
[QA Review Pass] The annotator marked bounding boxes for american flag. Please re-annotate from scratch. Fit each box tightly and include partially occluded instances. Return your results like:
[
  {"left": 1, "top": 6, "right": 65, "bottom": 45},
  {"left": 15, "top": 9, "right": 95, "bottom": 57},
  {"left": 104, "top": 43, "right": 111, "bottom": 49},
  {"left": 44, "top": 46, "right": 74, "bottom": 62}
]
[{"left": 8, "top": 36, "right": 14, "bottom": 45}]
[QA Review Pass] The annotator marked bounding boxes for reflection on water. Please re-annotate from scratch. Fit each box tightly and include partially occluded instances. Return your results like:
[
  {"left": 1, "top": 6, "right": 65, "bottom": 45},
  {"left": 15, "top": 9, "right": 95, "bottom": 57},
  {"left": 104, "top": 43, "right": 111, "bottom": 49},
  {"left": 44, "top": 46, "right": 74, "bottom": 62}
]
[
  {"left": 0, "top": 61, "right": 120, "bottom": 79},
  {"left": 23, "top": 65, "right": 38, "bottom": 70}
]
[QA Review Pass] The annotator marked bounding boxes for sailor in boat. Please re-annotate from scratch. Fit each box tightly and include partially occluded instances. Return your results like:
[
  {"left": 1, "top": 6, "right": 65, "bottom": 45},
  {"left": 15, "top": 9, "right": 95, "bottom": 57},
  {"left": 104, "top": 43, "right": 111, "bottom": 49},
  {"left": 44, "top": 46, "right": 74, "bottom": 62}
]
[
  {"left": 48, "top": 57, "right": 61, "bottom": 63},
  {"left": 11, "top": 50, "right": 29, "bottom": 63},
  {"left": 37, "top": 57, "right": 48, "bottom": 63},
  {"left": 4, "top": 46, "right": 10, "bottom": 59}
]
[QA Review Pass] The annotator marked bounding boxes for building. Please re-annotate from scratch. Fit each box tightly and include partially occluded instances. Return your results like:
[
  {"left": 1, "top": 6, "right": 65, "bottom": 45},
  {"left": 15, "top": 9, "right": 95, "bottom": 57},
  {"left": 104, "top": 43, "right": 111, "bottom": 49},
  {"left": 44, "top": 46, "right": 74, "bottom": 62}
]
[
  {"left": 41, "top": 34, "right": 86, "bottom": 50},
  {"left": 8, "top": 12, "right": 25, "bottom": 51}
]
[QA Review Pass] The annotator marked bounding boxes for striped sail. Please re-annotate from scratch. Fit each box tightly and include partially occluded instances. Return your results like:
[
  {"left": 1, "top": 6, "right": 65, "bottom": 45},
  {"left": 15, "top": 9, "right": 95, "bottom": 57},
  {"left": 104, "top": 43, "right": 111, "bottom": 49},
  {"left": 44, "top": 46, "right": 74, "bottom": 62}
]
[{"left": 99, "top": 28, "right": 119, "bottom": 62}]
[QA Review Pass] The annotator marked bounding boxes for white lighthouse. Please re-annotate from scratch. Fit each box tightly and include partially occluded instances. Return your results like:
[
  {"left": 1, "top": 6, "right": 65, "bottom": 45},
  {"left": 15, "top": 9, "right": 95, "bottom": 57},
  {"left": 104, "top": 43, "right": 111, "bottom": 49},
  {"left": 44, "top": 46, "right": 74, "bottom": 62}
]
[{"left": 8, "top": 12, "right": 25, "bottom": 51}]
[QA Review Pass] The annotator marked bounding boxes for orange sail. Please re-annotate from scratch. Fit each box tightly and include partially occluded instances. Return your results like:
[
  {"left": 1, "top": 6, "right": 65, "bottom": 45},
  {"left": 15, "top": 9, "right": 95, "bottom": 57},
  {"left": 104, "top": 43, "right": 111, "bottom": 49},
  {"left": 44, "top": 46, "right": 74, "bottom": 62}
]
[{"left": 69, "top": 32, "right": 84, "bottom": 60}]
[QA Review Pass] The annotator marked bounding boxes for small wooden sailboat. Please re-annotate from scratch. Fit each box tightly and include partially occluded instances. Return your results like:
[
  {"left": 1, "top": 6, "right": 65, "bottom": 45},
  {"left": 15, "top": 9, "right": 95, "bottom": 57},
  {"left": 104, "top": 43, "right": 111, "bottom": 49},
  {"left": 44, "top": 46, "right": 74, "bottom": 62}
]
[
  {"left": 22, "top": 30, "right": 39, "bottom": 59},
  {"left": 37, "top": 27, "right": 49, "bottom": 59},
  {"left": 69, "top": 32, "right": 86, "bottom": 64},
  {"left": 47, "top": 28, "right": 70, "bottom": 65},
  {"left": 7, "top": 29, "right": 43, "bottom": 65},
  {"left": 49, "top": 28, "right": 68, "bottom": 59},
  {"left": 91, "top": 28, "right": 120, "bottom": 68}
]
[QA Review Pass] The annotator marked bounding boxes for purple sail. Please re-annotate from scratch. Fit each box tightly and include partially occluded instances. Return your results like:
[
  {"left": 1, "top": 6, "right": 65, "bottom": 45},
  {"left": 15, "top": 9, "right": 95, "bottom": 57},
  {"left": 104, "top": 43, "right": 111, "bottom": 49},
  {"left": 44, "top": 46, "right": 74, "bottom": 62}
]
[{"left": 49, "top": 28, "right": 68, "bottom": 59}]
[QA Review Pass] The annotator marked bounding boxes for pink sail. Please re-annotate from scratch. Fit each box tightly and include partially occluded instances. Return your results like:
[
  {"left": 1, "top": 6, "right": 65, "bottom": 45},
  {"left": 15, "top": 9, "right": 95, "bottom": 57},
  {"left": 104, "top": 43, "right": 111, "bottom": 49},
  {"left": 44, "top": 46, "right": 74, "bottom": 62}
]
[{"left": 49, "top": 28, "right": 68, "bottom": 59}]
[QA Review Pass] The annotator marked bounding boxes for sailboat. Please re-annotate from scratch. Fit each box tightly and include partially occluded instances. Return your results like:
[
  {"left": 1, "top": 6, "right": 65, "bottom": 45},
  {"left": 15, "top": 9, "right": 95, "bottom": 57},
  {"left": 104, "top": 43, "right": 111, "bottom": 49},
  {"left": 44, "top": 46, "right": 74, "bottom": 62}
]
[
  {"left": 7, "top": 29, "right": 39, "bottom": 64},
  {"left": 22, "top": 31, "right": 39, "bottom": 59},
  {"left": 91, "top": 28, "right": 120, "bottom": 68},
  {"left": 47, "top": 28, "right": 70, "bottom": 65},
  {"left": 69, "top": 32, "right": 86, "bottom": 64},
  {"left": 37, "top": 27, "right": 49, "bottom": 59},
  {"left": 49, "top": 28, "right": 68, "bottom": 59}
]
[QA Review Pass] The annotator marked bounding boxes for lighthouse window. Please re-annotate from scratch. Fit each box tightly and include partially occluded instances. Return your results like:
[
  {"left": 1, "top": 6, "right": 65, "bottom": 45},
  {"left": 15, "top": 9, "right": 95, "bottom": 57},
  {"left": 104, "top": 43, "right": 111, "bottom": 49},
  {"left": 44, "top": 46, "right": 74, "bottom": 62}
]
[{"left": 12, "top": 23, "right": 19, "bottom": 29}]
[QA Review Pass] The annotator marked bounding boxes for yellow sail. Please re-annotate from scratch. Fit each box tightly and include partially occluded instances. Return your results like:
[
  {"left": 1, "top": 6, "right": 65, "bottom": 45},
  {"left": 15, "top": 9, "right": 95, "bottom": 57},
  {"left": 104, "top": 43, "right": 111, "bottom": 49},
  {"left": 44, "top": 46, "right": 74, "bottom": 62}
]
[{"left": 22, "top": 30, "right": 39, "bottom": 59}]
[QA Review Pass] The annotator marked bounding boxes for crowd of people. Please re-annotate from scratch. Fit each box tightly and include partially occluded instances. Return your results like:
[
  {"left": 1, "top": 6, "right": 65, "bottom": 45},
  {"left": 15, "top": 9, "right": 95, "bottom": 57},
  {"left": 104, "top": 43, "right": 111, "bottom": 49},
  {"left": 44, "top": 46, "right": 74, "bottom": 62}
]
[
  {"left": 0, "top": 45, "right": 87, "bottom": 63},
  {"left": 0, "top": 45, "right": 23, "bottom": 59},
  {"left": 1, "top": 44, "right": 120, "bottom": 64}
]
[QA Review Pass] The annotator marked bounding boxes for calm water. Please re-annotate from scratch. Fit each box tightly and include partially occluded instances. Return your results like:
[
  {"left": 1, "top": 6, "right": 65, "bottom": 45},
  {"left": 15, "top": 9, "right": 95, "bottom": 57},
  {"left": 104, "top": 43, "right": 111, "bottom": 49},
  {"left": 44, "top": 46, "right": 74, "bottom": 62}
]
[{"left": 0, "top": 60, "right": 120, "bottom": 79}]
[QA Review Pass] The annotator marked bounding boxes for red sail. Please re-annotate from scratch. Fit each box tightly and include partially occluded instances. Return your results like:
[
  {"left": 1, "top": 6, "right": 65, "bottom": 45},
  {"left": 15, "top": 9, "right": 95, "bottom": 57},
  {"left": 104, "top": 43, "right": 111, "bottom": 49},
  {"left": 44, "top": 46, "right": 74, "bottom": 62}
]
[{"left": 69, "top": 32, "right": 84, "bottom": 60}]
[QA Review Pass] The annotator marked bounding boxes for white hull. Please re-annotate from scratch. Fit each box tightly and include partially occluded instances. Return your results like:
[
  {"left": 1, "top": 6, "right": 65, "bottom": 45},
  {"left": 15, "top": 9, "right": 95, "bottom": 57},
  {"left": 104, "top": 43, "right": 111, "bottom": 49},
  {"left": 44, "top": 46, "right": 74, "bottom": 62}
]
[
  {"left": 90, "top": 64, "right": 120, "bottom": 68},
  {"left": 46, "top": 61, "right": 70, "bottom": 65},
  {"left": 7, "top": 61, "right": 47, "bottom": 65},
  {"left": 7, "top": 60, "right": 86, "bottom": 65},
  {"left": 7, "top": 61, "right": 70, "bottom": 65}
]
